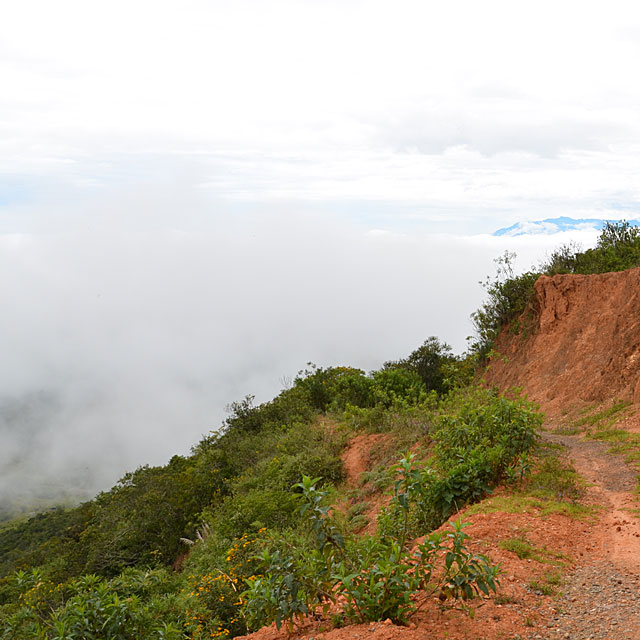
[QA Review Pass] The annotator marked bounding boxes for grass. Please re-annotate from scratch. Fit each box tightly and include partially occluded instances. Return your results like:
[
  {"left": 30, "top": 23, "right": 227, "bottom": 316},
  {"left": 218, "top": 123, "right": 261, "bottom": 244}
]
[
  {"left": 584, "top": 423, "right": 640, "bottom": 491},
  {"left": 493, "top": 594, "right": 521, "bottom": 605},
  {"left": 359, "top": 465, "right": 394, "bottom": 492},
  {"left": 498, "top": 536, "right": 568, "bottom": 566},
  {"left": 586, "top": 428, "right": 639, "bottom": 443},
  {"left": 551, "top": 425, "right": 584, "bottom": 436},
  {"left": 549, "top": 401, "right": 640, "bottom": 496},
  {"left": 544, "top": 569, "right": 563, "bottom": 586},
  {"left": 499, "top": 537, "right": 543, "bottom": 561},
  {"left": 346, "top": 501, "right": 370, "bottom": 518},
  {"left": 465, "top": 494, "right": 595, "bottom": 520},
  {"left": 345, "top": 501, "right": 371, "bottom": 532},
  {"left": 527, "top": 569, "right": 564, "bottom": 597},
  {"left": 466, "top": 443, "right": 595, "bottom": 521},
  {"left": 527, "top": 452, "right": 585, "bottom": 501},
  {"left": 527, "top": 579, "right": 555, "bottom": 596},
  {"left": 347, "top": 514, "right": 369, "bottom": 532},
  {"left": 554, "top": 399, "right": 633, "bottom": 435}
]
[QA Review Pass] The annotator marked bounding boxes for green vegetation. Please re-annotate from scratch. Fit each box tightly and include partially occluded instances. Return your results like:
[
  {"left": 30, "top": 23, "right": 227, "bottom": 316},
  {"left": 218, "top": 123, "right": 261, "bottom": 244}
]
[
  {"left": 553, "top": 400, "right": 640, "bottom": 478},
  {"left": 466, "top": 443, "right": 595, "bottom": 521},
  {"left": 527, "top": 578, "right": 555, "bottom": 596},
  {"left": 570, "top": 399, "right": 631, "bottom": 431},
  {"left": 5, "top": 218, "right": 637, "bottom": 636},
  {"left": 243, "top": 475, "right": 500, "bottom": 629},
  {"left": 498, "top": 536, "right": 567, "bottom": 566},
  {"left": 472, "top": 220, "right": 640, "bottom": 357},
  {"left": 0, "top": 334, "right": 543, "bottom": 638}
]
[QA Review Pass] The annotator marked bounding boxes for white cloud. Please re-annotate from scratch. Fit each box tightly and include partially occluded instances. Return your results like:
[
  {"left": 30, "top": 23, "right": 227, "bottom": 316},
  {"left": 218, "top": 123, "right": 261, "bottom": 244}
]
[
  {"left": 1, "top": 0, "right": 639, "bottom": 504},
  {"left": 0, "top": 187, "right": 602, "bottom": 503},
  {"left": 1, "top": 0, "right": 640, "bottom": 224}
]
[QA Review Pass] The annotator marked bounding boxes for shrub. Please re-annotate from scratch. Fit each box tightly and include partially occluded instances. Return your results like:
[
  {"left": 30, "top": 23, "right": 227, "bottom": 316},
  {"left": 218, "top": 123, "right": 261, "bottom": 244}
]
[
  {"left": 293, "top": 365, "right": 376, "bottom": 412},
  {"left": 378, "top": 390, "right": 541, "bottom": 536},
  {"left": 385, "top": 337, "right": 457, "bottom": 395},
  {"left": 471, "top": 252, "right": 540, "bottom": 358},
  {"left": 371, "top": 368, "right": 426, "bottom": 407},
  {"left": 243, "top": 472, "right": 500, "bottom": 630}
]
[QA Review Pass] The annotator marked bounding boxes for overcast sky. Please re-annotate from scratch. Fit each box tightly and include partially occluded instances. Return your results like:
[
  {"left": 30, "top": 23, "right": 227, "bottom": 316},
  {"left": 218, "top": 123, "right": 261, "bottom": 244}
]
[{"left": 1, "top": 1, "right": 639, "bottom": 503}]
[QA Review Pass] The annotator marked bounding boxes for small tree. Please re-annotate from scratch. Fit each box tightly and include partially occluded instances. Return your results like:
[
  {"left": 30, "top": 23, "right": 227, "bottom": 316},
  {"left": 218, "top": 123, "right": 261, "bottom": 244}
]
[
  {"left": 387, "top": 337, "right": 456, "bottom": 395},
  {"left": 597, "top": 220, "right": 640, "bottom": 250}
]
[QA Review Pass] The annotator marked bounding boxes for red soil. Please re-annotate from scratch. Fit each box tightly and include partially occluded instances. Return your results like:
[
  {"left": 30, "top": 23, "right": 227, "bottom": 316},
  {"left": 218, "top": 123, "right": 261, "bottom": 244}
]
[{"left": 484, "top": 266, "right": 640, "bottom": 416}]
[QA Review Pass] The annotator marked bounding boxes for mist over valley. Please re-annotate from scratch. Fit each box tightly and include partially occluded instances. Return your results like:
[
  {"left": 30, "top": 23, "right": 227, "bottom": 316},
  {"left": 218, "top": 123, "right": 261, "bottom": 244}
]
[{"left": 0, "top": 205, "right": 600, "bottom": 517}]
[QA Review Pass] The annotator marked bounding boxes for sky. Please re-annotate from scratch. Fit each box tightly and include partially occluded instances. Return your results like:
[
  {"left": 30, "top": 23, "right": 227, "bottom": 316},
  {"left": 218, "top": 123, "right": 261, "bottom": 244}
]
[{"left": 1, "top": 0, "right": 639, "bottom": 505}]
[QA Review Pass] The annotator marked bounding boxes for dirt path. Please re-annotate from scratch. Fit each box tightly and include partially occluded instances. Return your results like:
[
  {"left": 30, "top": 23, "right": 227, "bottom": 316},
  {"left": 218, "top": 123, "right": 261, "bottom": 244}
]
[{"left": 542, "top": 432, "right": 640, "bottom": 639}]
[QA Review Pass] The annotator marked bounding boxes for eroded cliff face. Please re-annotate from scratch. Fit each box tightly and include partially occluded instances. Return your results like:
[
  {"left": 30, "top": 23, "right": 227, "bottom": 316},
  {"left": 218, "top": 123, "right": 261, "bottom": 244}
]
[{"left": 484, "top": 267, "right": 640, "bottom": 414}]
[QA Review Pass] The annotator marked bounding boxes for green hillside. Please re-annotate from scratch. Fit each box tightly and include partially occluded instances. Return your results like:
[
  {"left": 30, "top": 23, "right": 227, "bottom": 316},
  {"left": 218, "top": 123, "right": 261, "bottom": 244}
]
[
  {"left": 2, "top": 221, "right": 637, "bottom": 639},
  {"left": 0, "top": 338, "right": 542, "bottom": 638}
]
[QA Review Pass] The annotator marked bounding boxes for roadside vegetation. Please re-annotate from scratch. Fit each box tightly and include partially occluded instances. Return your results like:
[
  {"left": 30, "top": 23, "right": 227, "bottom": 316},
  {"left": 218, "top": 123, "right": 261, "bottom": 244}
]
[
  {"left": 0, "top": 336, "right": 542, "bottom": 639},
  {"left": 465, "top": 440, "right": 595, "bottom": 522}
]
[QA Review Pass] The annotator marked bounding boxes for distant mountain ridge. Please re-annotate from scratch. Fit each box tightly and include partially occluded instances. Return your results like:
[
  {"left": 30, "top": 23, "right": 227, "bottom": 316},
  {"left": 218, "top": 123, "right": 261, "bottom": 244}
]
[{"left": 493, "top": 216, "right": 640, "bottom": 237}]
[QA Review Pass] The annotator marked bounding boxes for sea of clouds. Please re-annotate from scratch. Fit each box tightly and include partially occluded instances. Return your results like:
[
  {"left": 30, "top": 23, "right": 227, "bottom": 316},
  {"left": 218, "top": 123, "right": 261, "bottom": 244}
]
[{"left": 0, "top": 197, "right": 602, "bottom": 509}]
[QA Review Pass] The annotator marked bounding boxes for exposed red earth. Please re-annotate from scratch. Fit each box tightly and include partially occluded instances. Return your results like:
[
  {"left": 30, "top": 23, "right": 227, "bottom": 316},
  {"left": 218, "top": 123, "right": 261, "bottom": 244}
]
[{"left": 484, "top": 266, "right": 640, "bottom": 415}]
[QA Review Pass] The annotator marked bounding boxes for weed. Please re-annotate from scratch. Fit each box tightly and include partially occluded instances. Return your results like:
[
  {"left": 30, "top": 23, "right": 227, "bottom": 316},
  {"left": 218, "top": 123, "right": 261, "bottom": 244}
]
[
  {"left": 347, "top": 514, "right": 369, "bottom": 532},
  {"left": 526, "top": 453, "right": 584, "bottom": 502},
  {"left": 244, "top": 469, "right": 501, "bottom": 629},
  {"left": 584, "top": 425, "right": 640, "bottom": 493},
  {"left": 586, "top": 428, "right": 636, "bottom": 443},
  {"left": 346, "top": 502, "right": 369, "bottom": 519},
  {"left": 493, "top": 594, "right": 520, "bottom": 605},
  {"left": 527, "top": 579, "right": 555, "bottom": 596},
  {"left": 499, "top": 537, "right": 542, "bottom": 561},
  {"left": 544, "top": 569, "right": 563, "bottom": 586},
  {"left": 466, "top": 494, "right": 595, "bottom": 521},
  {"left": 360, "top": 466, "right": 394, "bottom": 492},
  {"left": 551, "top": 425, "right": 584, "bottom": 436},
  {"left": 571, "top": 399, "right": 631, "bottom": 431},
  {"left": 498, "top": 537, "right": 568, "bottom": 566},
  {"left": 468, "top": 441, "right": 594, "bottom": 521}
]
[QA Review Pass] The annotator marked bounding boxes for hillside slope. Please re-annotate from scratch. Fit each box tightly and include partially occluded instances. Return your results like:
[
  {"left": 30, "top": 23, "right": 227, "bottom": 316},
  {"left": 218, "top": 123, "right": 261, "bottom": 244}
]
[
  {"left": 484, "top": 266, "right": 640, "bottom": 415},
  {"left": 236, "top": 267, "right": 640, "bottom": 640},
  {"left": 5, "top": 266, "right": 640, "bottom": 639}
]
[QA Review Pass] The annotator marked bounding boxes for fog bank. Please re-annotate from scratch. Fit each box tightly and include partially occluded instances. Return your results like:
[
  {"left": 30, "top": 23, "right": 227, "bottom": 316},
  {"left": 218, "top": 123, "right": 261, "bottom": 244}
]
[{"left": 0, "top": 201, "right": 598, "bottom": 508}]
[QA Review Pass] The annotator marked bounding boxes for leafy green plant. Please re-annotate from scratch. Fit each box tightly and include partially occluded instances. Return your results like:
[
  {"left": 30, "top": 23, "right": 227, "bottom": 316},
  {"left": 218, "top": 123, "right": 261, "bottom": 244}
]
[
  {"left": 383, "top": 337, "right": 457, "bottom": 396},
  {"left": 242, "top": 549, "right": 316, "bottom": 632},
  {"left": 504, "top": 453, "right": 532, "bottom": 487},
  {"left": 471, "top": 252, "right": 541, "bottom": 358},
  {"left": 243, "top": 471, "right": 500, "bottom": 629},
  {"left": 243, "top": 477, "right": 342, "bottom": 631},
  {"left": 1, "top": 342, "right": 543, "bottom": 637}
]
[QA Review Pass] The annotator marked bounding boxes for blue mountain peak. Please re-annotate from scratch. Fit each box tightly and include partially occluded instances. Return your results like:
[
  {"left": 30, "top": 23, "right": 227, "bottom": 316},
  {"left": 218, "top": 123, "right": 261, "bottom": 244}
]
[{"left": 493, "top": 217, "right": 640, "bottom": 237}]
